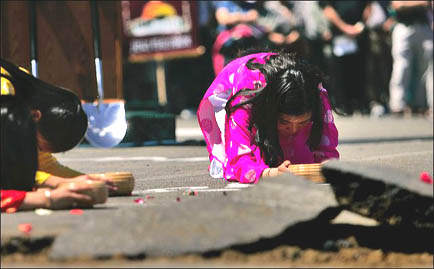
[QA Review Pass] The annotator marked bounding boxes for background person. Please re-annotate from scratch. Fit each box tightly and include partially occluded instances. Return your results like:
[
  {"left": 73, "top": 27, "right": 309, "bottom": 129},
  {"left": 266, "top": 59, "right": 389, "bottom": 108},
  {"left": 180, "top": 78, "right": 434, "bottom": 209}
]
[
  {"left": 256, "top": 1, "right": 307, "bottom": 57},
  {"left": 320, "top": 1, "right": 372, "bottom": 115},
  {"left": 387, "top": 1, "right": 433, "bottom": 116},
  {"left": 290, "top": 1, "right": 333, "bottom": 72},
  {"left": 211, "top": 0, "right": 267, "bottom": 75},
  {"left": 363, "top": 0, "right": 394, "bottom": 117}
]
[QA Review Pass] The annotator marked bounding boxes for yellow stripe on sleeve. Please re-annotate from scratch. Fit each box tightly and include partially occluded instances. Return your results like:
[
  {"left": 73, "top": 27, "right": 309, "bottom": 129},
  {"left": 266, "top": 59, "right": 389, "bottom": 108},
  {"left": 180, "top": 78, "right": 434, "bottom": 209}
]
[{"left": 35, "top": 171, "right": 52, "bottom": 184}]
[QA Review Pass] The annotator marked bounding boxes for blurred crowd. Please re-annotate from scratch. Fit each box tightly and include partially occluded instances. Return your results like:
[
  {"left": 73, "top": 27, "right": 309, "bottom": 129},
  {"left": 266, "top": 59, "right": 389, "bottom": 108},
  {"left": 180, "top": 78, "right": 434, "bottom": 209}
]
[{"left": 196, "top": 0, "right": 433, "bottom": 118}]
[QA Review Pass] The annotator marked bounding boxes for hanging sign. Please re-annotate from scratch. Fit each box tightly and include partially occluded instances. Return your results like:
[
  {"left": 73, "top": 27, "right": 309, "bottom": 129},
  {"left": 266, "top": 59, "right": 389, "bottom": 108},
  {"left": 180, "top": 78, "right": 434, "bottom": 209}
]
[{"left": 121, "top": 1, "right": 202, "bottom": 62}]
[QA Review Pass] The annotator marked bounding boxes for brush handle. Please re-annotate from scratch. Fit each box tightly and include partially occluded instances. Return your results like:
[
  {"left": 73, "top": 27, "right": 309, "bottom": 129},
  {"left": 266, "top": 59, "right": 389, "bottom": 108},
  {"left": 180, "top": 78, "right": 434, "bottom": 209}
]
[
  {"left": 90, "top": 0, "right": 101, "bottom": 59},
  {"left": 90, "top": 0, "right": 104, "bottom": 102},
  {"left": 28, "top": 1, "right": 38, "bottom": 77}
]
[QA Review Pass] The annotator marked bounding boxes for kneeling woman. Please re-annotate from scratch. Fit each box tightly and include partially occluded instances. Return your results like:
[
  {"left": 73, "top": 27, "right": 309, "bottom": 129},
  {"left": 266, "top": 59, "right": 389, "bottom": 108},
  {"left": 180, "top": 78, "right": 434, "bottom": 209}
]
[
  {"left": 1, "top": 60, "right": 111, "bottom": 212},
  {"left": 1, "top": 94, "right": 94, "bottom": 212},
  {"left": 197, "top": 51, "right": 339, "bottom": 184}
]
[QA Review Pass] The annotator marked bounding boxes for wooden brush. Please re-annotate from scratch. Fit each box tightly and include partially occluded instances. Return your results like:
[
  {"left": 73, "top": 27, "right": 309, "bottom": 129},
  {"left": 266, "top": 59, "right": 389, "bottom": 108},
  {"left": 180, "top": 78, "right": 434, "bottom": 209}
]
[
  {"left": 89, "top": 172, "right": 135, "bottom": 196},
  {"left": 288, "top": 163, "right": 326, "bottom": 183}
]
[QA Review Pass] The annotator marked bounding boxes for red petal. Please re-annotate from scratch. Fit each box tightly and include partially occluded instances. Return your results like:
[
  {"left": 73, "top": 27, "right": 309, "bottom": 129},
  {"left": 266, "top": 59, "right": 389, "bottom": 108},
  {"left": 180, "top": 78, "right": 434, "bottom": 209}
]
[
  {"left": 134, "top": 198, "right": 145, "bottom": 204},
  {"left": 6, "top": 207, "right": 17, "bottom": 214},
  {"left": 69, "top": 209, "right": 84, "bottom": 215},
  {"left": 18, "top": 223, "right": 32, "bottom": 233},
  {"left": 420, "top": 172, "right": 433, "bottom": 184}
]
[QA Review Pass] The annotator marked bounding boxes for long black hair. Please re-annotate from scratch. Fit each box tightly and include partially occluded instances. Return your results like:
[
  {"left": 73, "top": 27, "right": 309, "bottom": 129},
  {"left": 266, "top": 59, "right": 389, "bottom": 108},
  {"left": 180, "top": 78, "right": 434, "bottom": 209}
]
[
  {"left": 1, "top": 95, "right": 38, "bottom": 191},
  {"left": 1, "top": 58, "right": 88, "bottom": 153},
  {"left": 225, "top": 52, "right": 325, "bottom": 167}
]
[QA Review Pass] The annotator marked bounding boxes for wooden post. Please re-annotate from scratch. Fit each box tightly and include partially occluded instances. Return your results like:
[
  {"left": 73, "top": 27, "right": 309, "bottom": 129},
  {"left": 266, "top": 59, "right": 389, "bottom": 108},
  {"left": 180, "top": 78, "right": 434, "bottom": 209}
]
[{"left": 155, "top": 59, "right": 167, "bottom": 106}]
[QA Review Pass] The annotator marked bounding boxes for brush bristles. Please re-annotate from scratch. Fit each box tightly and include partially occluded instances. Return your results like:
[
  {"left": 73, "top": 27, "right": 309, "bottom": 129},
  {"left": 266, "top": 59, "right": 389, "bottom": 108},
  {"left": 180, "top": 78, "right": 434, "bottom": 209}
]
[{"left": 288, "top": 163, "right": 325, "bottom": 183}]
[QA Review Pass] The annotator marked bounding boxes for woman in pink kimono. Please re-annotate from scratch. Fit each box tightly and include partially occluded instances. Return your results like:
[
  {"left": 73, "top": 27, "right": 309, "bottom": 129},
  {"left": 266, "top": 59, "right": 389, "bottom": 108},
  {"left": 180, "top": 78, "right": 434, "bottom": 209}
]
[{"left": 197, "top": 51, "right": 339, "bottom": 184}]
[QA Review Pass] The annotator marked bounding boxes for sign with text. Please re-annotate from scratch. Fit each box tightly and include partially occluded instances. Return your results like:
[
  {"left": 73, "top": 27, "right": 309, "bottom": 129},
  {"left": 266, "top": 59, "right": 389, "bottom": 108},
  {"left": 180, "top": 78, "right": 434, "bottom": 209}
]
[{"left": 121, "top": 1, "right": 200, "bottom": 61}]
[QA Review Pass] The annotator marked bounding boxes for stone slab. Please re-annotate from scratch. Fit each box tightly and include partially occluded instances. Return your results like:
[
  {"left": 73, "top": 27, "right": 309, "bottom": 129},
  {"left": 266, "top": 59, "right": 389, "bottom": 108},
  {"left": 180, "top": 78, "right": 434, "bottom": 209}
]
[
  {"left": 48, "top": 174, "right": 337, "bottom": 260},
  {"left": 322, "top": 160, "right": 433, "bottom": 228}
]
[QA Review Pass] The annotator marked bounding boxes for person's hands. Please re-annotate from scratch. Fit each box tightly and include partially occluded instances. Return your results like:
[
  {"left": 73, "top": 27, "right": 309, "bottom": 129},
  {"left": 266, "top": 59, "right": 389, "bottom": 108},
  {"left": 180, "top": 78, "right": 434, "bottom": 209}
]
[
  {"left": 64, "top": 174, "right": 94, "bottom": 183},
  {"left": 229, "top": 12, "right": 244, "bottom": 25},
  {"left": 35, "top": 187, "right": 51, "bottom": 193},
  {"left": 48, "top": 186, "right": 94, "bottom": 209},
  {"left": 64, "top": 174, "right": 117, "bottom": 192},
  {"left": 382, "top": 17, "right": 396, "bottom": 32},
  {"left": 243, "top": 9, "right": 259, "bottom": 23},
  {"left": 262, "top": 160, "right": 293, "bottom": 178},
  {"left": 322, "top": 30, "right": 332, "bottom": 42},
  {"left": 285, "top": 30, "right": 300, "bottom": 44},
  {"left": 277, "top": 160, "right": 292, "bottom": 174},
  {"left": 269, "top": 32, "right": 285, "bottom": 44},
  {"left": 342, "top": 23, "right": 364, "bottom": 37},
  {"left": 85, "top": 174, "right": 117, "bottom": 192}
]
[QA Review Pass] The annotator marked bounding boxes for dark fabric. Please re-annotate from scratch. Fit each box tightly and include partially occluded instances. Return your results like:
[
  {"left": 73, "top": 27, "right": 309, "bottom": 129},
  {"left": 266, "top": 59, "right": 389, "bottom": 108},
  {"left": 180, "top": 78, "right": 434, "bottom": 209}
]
[
  {"left": 319, "top": 1, "right": 370, "bottom": 35},
  {"left": 378, "top": 1, "right": 392, "bottom": 18},
  {"left": 331, "top": 33, "right": 370, "bottom": 115},
  {"left": 395, "top": 5, "right": 429, "bottom": 25}
]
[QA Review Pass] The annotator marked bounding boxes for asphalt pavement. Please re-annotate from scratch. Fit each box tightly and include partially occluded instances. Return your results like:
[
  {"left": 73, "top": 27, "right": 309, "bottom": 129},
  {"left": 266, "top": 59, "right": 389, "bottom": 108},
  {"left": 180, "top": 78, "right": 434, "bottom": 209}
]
[{"left": 1, "top": 113, "right": 433, "bottom": 264}]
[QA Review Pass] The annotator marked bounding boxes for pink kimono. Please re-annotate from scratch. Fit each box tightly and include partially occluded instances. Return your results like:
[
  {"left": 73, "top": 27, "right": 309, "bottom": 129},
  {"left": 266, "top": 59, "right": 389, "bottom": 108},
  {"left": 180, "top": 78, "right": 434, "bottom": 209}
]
[{"left": 197, "top": 52, "right": 339, "bottom": 184}]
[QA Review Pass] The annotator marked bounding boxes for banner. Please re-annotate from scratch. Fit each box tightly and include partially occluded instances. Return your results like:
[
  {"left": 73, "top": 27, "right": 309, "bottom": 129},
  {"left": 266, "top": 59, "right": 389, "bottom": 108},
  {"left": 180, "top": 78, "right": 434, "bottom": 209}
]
[{"left": 121, "top": 1, "right": 201, "bottom": 61}]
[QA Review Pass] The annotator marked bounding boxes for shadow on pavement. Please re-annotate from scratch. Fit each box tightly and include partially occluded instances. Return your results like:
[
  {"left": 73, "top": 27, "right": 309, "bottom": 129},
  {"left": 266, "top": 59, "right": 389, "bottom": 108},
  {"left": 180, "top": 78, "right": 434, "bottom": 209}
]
[{"left": 203, "top": 217, "right": 432, "bottom": 257}]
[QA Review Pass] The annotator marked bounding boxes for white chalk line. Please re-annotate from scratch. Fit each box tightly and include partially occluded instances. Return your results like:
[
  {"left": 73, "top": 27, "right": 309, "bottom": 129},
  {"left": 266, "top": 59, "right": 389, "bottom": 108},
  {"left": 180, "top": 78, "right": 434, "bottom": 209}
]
[
  {"left": 176, "top": 128, "right": 203, "bottom": 137},
  {"left": 132, "top": 186, "right": 208, "bottom": 194},
  {"left": 132, "top": 188, "right": 242, "bottom": 195},
  {"left": 58, "top": 156, "right": 209, "bottom": 163},
  {"left": 225, "top": 182, "right": 255, "bottom": 189},
  {"left": 196, "top": 188, "right": 241, "bottom": 192},
  {"left": 132, "top": 183, "right": 253, "bottom": 195}
]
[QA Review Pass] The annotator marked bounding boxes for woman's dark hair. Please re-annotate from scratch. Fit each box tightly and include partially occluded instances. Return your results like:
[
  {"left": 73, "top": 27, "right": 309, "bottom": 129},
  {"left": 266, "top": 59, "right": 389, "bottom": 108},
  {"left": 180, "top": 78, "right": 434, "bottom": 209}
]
[
  {"left": 1, "top": 59, "right": 88, "bottom": 153},
  {"left": 1, "top": 96, "right": 37, "bottom": 191},
  {"left": 225, "top": 52, "right": 325, "bottom": 167}
]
